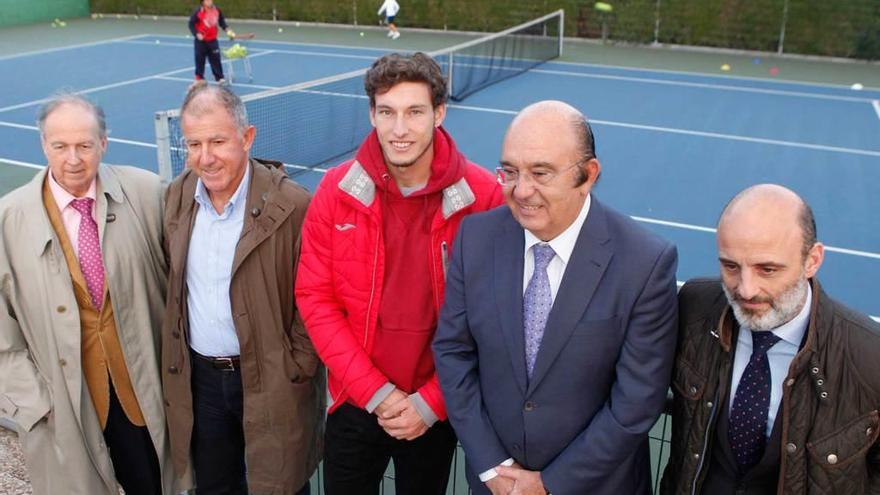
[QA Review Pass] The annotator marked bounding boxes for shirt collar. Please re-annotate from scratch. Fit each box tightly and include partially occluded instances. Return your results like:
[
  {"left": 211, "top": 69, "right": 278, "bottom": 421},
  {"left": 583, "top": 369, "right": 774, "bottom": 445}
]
[
  {"left": 47, "top": 169, "right": 97, "bottom": 209},
  {"left": 524, "top": 193, "right": 591, "bottom": 265},
  {"left": 194, "top": 162, "right": 251, "bottom": 216}
]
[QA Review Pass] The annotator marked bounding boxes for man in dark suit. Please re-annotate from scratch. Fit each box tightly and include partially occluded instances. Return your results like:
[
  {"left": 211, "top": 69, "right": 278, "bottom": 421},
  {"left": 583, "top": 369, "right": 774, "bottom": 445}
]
[{"left": 433, "top": 100, "right": 679, "bottom": 495}]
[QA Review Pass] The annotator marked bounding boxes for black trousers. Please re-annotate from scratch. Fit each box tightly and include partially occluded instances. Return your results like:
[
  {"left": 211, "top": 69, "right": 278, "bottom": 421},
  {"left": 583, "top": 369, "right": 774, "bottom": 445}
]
[
  {"left": 194, "top": 39, "right": 224, "bottom": 81},
  {"left": 190, "top": 354, "right": 310, "bottom": 495},
  {"left": 103, "top": 382, "right": 161, "bottom": 495},
  {"left": 323, "top": 402, "right": 457, "bottom": 495}
]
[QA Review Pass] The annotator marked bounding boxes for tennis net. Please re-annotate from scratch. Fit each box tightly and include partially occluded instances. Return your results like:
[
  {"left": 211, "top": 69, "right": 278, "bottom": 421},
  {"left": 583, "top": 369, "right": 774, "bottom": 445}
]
[{"left": 154, "top": 10, "right": 563, "bottom": 181}]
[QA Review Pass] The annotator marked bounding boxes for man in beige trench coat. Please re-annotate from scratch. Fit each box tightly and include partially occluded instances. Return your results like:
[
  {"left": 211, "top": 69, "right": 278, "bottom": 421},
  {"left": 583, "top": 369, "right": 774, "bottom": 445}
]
[{"left": 0, "top": 93, "right": 174, "bottom": 494}]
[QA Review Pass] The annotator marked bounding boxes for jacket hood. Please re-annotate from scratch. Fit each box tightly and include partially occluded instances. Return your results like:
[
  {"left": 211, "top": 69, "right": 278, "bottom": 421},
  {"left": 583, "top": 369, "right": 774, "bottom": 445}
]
[{"left": 355, "top": 126, "right": 466, "bottom": 197}]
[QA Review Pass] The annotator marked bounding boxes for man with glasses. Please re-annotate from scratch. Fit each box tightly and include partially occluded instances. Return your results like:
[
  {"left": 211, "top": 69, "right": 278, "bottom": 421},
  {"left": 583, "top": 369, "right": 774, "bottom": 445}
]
[{"left": 434, "top": 100, "right": 679, "bottom": 494}]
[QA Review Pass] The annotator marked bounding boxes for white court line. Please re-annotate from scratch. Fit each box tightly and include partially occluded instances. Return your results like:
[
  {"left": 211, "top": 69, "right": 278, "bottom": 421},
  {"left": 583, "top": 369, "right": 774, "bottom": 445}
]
[
  {"left": 552, "top": 59, "right": 880, "bottom": 94},
  {"left": 0, "top": 34, "right": 148, "bottom": 62},
  {"left": 449, "top": 103, "right": 880, "bottom": 157},
  {"left": 531, "top": 68, "right": 876, "bottom": 103},
  {"left": 0, "top": 120, "right": 157, "bottom": 148},
  {"left": 121, "top": 39, "right": 378, "bottom": 61},
  {"left": 873, "top": 100, "right": 880, "bottom": 121},
  {"left": 0, "top": 50, "right": 278, "bottom": 114},
  {"left": 146, "top": 33, "right": 393, "bottom": 54},
  {"left": 635, "top": 215, "right": 880, "bottom": 260},
  {"left": 0, "top": 157, "right": 43, "bottom": 170},
  {"left": 155, "top": 75, "right": 277, "bottom": 91}
]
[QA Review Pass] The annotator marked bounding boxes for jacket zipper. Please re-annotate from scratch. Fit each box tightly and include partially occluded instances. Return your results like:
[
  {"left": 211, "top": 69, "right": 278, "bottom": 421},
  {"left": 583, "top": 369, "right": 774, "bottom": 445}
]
[
  {"left": 364, "top": 175, "right": 389, "bottom": 347},
  {"left": 441, "top": 241, "right": 449, "bottom": 281},
  {"left": 691, "top": 386, "right": 720, "bottom": 495}
]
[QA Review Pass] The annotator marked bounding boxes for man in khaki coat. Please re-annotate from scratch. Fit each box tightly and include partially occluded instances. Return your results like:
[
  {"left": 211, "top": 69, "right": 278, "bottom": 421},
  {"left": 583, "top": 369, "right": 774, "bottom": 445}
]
[
  {"left": 162, "top": 83, "right": 323, "bottom": 494},
  {"left": 0, "top": 94, "right": 173, "bottom": 494}
]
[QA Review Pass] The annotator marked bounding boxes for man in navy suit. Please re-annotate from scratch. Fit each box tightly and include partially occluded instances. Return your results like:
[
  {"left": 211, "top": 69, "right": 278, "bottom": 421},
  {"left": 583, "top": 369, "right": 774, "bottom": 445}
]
[{"left": 433, "top": 100, "right": 679, "bottom": 495}]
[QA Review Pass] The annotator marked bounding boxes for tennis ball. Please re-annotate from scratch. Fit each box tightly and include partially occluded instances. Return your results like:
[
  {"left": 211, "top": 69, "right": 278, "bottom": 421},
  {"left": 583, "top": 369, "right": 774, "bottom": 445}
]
[
  {"left": 153, "top": 16, "right": 158, "bottom": 20},
  {"left": 360, "top": 32, "right": 364, "bottom": 37},
  {"left": 295, "top": 22, "right": 301, "bottom": 27},
  {"left": 155, "top": 40, "right": 161, "bottom": 44},
  {"left": 851, "top": 83, "right": 864, "bottom": 90},
  {"left": 91, "top": 13, "right": 97, "bottom": 19},
  {"left": 720, "top": 63, "right": 731, "bottom": 72},
  {"left": 769, "top": 66, "right": 779, "bottom": 76},
  {"left": 278, "top": 27, "right": 284, "bottom": 33},
  {"left": 59, "top": 21, "right": 67, "bottom": 27}
]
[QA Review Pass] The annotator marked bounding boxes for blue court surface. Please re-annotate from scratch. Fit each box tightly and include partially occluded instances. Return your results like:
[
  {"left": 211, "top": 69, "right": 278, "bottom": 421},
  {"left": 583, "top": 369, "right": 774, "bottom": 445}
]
[{"left": 1, "top": 32, "right": 879, "bottom": 326}]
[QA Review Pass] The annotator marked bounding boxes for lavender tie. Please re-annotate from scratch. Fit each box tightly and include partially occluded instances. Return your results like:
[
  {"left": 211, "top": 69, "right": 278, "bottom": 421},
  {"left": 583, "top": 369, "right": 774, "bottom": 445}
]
[
  {"left": 523, "top": 243, "right": 555, "bottom": 378},
  {"left": 70, "top": 198, "right": 105, "bottom": 311},
  {"left": 729, "top": 330, "right": 781, "bottom": 472}
]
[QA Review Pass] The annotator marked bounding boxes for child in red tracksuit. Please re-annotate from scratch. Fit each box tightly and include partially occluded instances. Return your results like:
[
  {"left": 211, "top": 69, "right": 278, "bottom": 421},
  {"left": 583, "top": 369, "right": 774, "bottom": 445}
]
[{"left": 188, "top": 0, "right": 232, "bottom": 83}]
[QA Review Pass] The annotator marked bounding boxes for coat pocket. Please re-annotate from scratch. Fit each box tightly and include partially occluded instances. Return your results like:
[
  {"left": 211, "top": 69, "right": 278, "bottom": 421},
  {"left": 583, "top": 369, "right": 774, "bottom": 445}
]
[
  {"left": 805, "top": 409, "right": 879, "bottom": 491},
  {"left": 672, "top": 359, "right": 706, "bottom": 401}
]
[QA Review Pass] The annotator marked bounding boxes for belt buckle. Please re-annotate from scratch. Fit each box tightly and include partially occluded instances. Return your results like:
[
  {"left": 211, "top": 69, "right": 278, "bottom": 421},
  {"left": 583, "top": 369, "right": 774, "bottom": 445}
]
[{"left": 216, "top": 357, "right": 236, "bottom": 371}]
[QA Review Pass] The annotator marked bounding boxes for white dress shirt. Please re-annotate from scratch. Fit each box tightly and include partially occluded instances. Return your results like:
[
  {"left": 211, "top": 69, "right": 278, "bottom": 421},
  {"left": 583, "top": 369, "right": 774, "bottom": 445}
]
[
  {"left": 186, "top": 165, "right": 250, "bottom": 357},
  {"left": 480, "top": 194, "right": 592, "bottom": 483},
  {"left": 729, "top": 283, "right": 811, "bottom": 437}
]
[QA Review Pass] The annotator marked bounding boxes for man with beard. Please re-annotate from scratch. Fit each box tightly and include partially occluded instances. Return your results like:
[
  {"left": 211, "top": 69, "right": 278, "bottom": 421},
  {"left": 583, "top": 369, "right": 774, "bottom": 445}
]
[
  {"left": 661, "top": 184, "right": 880, "bottom": 495},
  {"left": 295, "top": 52, "right": 503, "bottom": 494}
]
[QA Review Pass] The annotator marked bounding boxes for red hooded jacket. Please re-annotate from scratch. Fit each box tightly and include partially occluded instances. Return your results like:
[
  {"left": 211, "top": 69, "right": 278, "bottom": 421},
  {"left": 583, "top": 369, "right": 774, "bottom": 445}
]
[{"left": 295, "top": 127, "right": 503, "bottom": 420}]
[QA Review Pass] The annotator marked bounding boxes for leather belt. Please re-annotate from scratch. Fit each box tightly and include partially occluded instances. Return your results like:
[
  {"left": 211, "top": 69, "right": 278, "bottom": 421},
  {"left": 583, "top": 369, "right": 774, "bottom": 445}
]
[{"left": 192, "top": 351, "right": 241, "bottom": 371}]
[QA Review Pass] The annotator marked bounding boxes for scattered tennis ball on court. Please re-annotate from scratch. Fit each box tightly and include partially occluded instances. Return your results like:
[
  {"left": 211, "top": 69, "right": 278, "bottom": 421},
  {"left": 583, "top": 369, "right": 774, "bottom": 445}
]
[
  {"left": 91, "top": 13, "right": 97, "bottom": 19},
  {"left": 720, "top": 63, "right": 731, "bottom": 72},
  {"left": 851, "top": 83, "right": 864, "bottom": 90},
  {"left": 98, "top": 13, "right": 104, "bottom": 18},
  {"left": 295, "top": 22, "right": 301, "bottom": 27},
  {"left": 155, "top": 40, "right": 161, "bottom": 44},
  {"left": 769, "top": 66, "right": 779, "bottom": 76},
  {"left": 278, "top": 27, "right": 284, "bottom": 33},
  {"left": 59, "top": 21, "right": 67, "bottom": 27},
  {"left": 360, "top": 32, "right": 365, "bottom": 37},
  {"left": 153, "top": 16, "right": 158, "bottom": 20}
]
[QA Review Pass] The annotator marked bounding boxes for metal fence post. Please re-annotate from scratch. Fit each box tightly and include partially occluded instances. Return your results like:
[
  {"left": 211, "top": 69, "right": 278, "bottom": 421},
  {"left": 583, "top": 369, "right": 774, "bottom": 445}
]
[
  {"left": 653, "top": 0, "right": 662, "bottom": 45},
  {"left": 777, "top": 0, "right": 790, "bottom": 54},
  {"left": 154, "top": 111, "right": 173, "bottom": 182}
]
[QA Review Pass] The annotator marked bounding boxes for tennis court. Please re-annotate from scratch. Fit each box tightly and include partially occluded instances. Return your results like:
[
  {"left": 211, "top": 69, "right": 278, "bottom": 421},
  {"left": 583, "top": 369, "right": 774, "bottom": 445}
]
[{"left": 1, "top": 13, "right": 879, "bottom": 494}]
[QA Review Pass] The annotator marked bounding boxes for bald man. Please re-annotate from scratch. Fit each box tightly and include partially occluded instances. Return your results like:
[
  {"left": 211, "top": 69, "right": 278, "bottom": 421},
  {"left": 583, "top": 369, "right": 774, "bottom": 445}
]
[
  {"left": 661, "top": 184, "right": 880, "bottom": 495},
  {"left": 434, "top": 101, "right": 679, "bottom": 495}
]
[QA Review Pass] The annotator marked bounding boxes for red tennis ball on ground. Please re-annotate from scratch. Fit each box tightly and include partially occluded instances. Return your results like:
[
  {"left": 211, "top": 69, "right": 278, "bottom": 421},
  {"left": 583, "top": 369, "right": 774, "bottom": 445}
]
[{"left": 769, "top": 67, "right": 779, "bottom": 76}]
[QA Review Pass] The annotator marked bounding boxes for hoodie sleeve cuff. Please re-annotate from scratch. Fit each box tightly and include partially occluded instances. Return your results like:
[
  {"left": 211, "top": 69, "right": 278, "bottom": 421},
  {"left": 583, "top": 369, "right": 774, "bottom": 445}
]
[
  {"left": 409, "top": 392, "right": 439, "bottom": 427},
  {"left": 365, "top": 382, "right": 396, "bottom": 413}
]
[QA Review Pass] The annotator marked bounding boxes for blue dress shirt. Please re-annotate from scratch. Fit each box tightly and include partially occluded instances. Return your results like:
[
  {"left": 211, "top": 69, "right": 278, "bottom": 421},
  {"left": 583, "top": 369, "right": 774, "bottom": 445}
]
[{"left": 186, "top": 165, "right": 250, "bottom": 357}]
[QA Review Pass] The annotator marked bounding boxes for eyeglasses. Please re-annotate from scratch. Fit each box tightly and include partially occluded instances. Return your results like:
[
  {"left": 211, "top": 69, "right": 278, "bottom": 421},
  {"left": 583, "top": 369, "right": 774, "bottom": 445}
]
[{"left": 495, "top": 161, "right": 583, "bottom": 187}]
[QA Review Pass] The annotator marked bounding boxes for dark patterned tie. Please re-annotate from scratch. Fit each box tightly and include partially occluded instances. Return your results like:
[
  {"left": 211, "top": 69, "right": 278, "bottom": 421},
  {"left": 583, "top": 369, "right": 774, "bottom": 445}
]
[
  {"left": 729, "top": 330, "right": 781, "bottom": 473},
  {"left": 523, "top": 243, "right": 555, "bottom": 378},
  {"left": 70, "top": 198, "right": 105, "bottom": 311}
]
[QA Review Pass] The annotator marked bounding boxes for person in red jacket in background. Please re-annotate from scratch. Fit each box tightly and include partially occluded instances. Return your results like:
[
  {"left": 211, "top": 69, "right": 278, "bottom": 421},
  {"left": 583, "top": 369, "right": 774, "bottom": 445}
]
[
  {"left": 295, "top": 52, "right": 504, "bottom": 495},
  {"left": 188, "top": 0, "right": 233, "bottom": 84}
]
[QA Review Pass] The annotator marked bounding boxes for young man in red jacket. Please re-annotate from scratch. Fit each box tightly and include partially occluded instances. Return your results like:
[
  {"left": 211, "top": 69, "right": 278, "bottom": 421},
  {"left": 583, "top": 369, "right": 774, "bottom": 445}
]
[
  {"left": 188, "top": 0, "right": 232, "bottom": 84},
  {"left": 295, "top": 52, "right": 504, "bottom": 495}
]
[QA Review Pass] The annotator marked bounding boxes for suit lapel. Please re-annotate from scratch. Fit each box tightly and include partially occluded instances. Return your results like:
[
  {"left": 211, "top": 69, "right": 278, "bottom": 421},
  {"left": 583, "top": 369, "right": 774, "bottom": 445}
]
[
  {"left": 527, "top": 198, "right": 613, "bottom": 396},
  {"left": 494, "top": 213, "right": 528, "bottom": 396}
]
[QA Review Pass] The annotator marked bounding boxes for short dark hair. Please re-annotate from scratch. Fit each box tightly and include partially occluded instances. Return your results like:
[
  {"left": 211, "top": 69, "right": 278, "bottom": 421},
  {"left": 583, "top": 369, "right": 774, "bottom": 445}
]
[
  {"left": 364, "top": 52, "right": 447, "bottom": 108},
  {"left": 572, "top": 114, "right": 597, "bottom": 186},
  {"left": 798, "top": 202, "right": 818, "bottom": 258}
]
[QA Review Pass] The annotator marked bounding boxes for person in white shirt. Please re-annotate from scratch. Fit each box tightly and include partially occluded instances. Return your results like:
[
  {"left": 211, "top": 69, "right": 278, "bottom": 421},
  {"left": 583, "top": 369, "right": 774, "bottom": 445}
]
[{"left": 378, "top": 0, "right": 401, "bottom": 39}]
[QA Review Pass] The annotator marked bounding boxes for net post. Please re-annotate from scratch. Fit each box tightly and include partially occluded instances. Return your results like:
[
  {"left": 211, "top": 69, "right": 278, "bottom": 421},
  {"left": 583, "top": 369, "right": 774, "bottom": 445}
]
[
  {"left": 447, "top": 52, "right": 455, "bottom": 100},
  {"left": 154, "top": 111, "right": 173, "bottom": 182},
  {"left": 558, "top": 9, "right": 565, "bottom": 57}
]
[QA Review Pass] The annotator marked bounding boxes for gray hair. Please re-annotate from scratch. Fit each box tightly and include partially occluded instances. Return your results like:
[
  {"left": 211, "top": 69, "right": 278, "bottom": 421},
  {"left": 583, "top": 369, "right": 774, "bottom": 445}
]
[
  {"left": 180, "top": 83, "right": 249, "bottom": 133},
  {"left": 36, "top": 91, "right": 107, "bottom": 139}
]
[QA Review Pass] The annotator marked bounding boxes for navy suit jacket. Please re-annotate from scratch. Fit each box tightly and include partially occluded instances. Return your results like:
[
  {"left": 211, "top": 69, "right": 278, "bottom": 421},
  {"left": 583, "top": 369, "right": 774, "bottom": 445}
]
[{"left": 433, "top": 197, "right": 679, "bottom": 495}]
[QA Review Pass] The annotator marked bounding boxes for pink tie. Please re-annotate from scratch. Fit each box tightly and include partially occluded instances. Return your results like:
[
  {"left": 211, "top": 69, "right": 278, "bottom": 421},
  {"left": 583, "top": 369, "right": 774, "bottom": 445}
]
[{"left": 70, "top": 198, "right": 105, "bottom": 310}]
